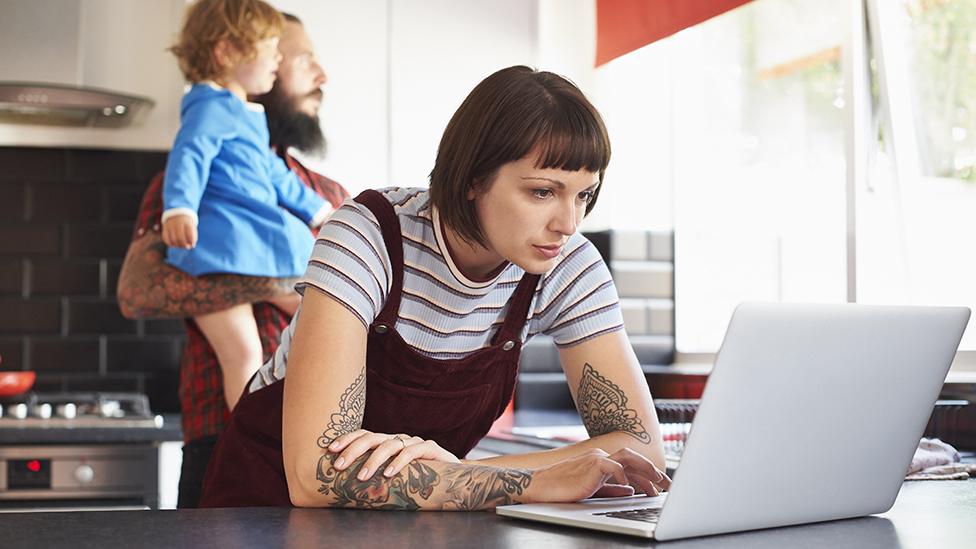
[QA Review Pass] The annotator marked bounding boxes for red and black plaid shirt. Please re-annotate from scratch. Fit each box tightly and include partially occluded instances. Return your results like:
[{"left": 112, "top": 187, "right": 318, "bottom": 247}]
[{"left": 132, "top": 154, "right": 349, "bottom": 443}]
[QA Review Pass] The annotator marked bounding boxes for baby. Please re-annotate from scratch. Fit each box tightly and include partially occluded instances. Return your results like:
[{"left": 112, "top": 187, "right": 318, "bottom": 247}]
[{"left": 163, "top": 0, "right": 329, "bottom": 410}]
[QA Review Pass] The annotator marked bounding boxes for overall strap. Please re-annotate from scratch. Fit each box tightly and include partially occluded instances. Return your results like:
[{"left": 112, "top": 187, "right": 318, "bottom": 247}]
[
  {"left": 491, "top": 272, "right": 542, "bottom": 345},
  {"left": 353, "top": 190, "right": 404, "bottom": 327}
]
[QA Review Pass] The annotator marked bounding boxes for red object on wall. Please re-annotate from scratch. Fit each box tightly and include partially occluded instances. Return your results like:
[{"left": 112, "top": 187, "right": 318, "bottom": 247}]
[
  {"left": 596, "top": 0, "right": 753, "bottom": 66},
  {"left": 0, "top": 371, "right": 36, "bottom": 397},
  {"left": 488, "top": 395, "right": 516, "bottom": 436}
]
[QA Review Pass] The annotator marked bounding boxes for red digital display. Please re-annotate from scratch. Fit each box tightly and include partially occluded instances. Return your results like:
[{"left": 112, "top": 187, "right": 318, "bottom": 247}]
[{"left": 7, "top": 458, "right": 51, "bottom": 489}]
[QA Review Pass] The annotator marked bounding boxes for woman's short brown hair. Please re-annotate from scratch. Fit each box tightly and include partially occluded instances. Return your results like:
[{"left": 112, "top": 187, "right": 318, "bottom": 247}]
[
  {"left": 170, "top": 0, "right": 284, "bottom": 83},
  {"left": 429, "top": 65, "right": 611, "bottom": 247}
]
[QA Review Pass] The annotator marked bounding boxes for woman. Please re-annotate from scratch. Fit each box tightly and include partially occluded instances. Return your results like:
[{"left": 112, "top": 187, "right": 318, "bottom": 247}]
[{"left": 200, "top": 66, "right": 671, "bottom": 510}]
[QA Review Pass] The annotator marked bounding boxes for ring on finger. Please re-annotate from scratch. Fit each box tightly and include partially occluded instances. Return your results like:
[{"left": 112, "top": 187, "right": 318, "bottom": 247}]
[{"left": 394, "top": 434, "right": 408, "bottom": 449}]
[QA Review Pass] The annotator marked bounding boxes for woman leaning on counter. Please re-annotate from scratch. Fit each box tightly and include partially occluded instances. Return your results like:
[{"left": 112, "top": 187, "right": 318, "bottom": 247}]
[{"left": 200, "top": 65, "right": 672, "bottom": 509}]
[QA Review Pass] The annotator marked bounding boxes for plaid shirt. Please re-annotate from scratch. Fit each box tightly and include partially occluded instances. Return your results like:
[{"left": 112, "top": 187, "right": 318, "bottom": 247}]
[{"left": 132, "top": 153, "right": 349, "bottom": 442}]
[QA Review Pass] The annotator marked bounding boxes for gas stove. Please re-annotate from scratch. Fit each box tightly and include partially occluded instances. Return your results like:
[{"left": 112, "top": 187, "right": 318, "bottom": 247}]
[
  {"left": 0, "top": 392, "right": 163, "bottom": 430},
  {"left": 0, "top": 392, "right": 166, "bottom": 511}
]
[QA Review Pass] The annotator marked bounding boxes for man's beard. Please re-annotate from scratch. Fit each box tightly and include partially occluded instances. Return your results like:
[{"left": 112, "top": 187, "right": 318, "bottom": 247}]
[{"left": 255, "top": 85, "right": 327, "bottom": 156}]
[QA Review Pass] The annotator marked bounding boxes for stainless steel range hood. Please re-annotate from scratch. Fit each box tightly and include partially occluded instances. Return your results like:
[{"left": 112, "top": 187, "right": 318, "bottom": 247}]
[{"left": 0, "top": 82, "right": 154, "bottom": 128}]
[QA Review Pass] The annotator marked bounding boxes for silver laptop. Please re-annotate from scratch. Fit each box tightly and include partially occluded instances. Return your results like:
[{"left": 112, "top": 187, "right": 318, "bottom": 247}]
[{"left": 496, "top": 302, "right": 970, "bottom": 540}]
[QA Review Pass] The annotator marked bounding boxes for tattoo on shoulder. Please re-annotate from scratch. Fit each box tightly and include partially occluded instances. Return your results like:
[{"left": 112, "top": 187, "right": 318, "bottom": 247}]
[{"left": 577, "top": 363, "right": 652, "bottom": 444}]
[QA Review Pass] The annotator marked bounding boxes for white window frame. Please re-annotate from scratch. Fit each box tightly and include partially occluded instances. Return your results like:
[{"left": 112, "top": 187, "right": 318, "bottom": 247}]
[{"left": 674, "top": 0, "right": 976, "bottom": 379}]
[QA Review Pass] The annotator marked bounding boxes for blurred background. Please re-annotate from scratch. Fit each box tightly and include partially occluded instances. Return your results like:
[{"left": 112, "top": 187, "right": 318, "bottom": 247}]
[
  {"left": 4, "top": 0, "right": 975, "bottom": 367},
  {"left": 3, "top": 0, "right": 976, "bottom": 510}
]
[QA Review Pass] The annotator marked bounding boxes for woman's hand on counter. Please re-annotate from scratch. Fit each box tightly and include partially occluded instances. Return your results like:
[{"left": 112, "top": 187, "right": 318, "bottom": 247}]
[
  {"left": 326, "top": 429, "right": 460, "bottom": 480},
  {"left": 522, "top": 448, "right": 672, "bottom": 504}
]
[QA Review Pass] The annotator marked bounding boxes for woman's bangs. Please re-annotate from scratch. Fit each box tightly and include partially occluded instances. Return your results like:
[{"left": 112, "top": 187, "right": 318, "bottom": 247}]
[{"left": 532, "top": 109, "right": 609, "bottom": 174}]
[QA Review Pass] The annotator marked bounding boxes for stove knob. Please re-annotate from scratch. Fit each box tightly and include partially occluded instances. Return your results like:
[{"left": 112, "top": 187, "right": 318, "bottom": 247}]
[
  {"left": 34, "top": 403, "right": 52, "bottom": 419},
  {"left": 74, "top": 464, "right": 95, "bottom": 485},
  {"left": 11, "top": 403, "right": 28, "bottom": 420},
  {"left": 99, "top": 401, "right": 121, "bottom": 418},
  {"left": 56, "top": 403, "right": 77, "bottom": 419}
]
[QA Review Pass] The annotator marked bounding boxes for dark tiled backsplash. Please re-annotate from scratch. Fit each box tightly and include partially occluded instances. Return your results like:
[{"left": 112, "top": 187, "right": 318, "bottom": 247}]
[
  {"left": 1, "top": 146, "right": 678, "bottom": 416},
  {"left": 0, "top": 146, "right": 180, "bottom": 413}
]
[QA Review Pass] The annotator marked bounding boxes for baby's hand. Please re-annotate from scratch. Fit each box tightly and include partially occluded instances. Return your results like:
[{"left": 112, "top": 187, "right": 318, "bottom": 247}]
[{"left": 162, "top": 215, "right": 198, "bottom": 249}]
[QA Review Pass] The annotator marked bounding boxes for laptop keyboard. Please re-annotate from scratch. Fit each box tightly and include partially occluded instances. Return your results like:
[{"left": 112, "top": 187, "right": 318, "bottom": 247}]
[{"left": 593, "top": 507, "right": 662, "bottom": 523}]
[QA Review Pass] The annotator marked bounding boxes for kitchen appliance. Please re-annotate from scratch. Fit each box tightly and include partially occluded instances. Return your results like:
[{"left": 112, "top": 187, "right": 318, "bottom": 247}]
[
  {"left": 0, "top": 82, "right": 153, "bottom": 128},
  {"left": 0, "top": 371, "right": 35, "bottom": 398},
  {"left": 0, "top": 0, "right": 163, "bottom": 130},
  {"left": 0, "top": 392, "right": 164, "bottom": 512}
]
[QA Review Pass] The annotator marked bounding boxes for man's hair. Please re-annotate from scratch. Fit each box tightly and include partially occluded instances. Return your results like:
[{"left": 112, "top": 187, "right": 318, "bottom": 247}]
[
  {"left": 429, "top": 65, "right": 611, "bottom": 247},
  {"left": 170, "top": 0, "right": 284, "bottom": 83}
]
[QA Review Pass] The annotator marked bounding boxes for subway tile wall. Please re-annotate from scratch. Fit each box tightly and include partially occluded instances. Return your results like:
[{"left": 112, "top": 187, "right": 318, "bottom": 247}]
[
  {"left": 612, "top": 229, "right": 674, "bottom": 339},
  {"left": 0, "top": 146, "right": 182, "bottom": 412},
  {"left": 0, "top": 146, "right": 677, "bottom": 414}
]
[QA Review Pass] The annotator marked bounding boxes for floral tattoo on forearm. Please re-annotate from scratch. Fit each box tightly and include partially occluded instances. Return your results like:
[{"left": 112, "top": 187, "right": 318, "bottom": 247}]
[
  {"left": 317, "top": 456, "right": 532, "bottom": 511},
  {"left": 316, "top": 369, "right": 366, "bottom": 450},
  {"left": 440, "top": 465, "right": 532, "bottom": 510},
  {"left": 318, "top": 453, "right": 440, "bottom": 510},
  {"left": 577, "top": 363, "right": 651, "bottom": 444},
  {"left": 314, "top": 370, "right": 533, "bottom": 510}
]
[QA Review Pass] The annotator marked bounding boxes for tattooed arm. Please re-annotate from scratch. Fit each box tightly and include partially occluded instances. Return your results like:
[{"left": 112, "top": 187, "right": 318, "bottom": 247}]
[
  {"left": 282, "top": 288, "right": 653, "bottom": 509},
  {"left": 471, "top": 330, "right": 667, "bottom": 474},
  {"left": 116, "top": 226, "right": 299, "bottom": 319},
  {"left": 310, "top": 371, "right": 532, "bottom": 510}
]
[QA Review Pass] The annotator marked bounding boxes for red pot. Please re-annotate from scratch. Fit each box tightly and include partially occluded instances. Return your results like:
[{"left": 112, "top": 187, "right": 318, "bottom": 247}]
[{"left": 0, "top": 371, "right": 36, "bottom": 397}]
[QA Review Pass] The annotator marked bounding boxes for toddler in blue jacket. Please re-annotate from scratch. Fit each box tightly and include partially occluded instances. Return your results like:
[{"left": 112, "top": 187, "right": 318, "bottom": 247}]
[{"left": 163, "top": 0, "right": 329, "bottom": 410}]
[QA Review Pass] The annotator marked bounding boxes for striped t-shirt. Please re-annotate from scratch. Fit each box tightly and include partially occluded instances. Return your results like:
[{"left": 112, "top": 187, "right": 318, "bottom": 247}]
[{"left": 251, "top": 187, "right": 623, "bottom": 391}]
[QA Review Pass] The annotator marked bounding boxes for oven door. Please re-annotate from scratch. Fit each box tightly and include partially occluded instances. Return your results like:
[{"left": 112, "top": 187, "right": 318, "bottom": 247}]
[{"left": 0, "top": 444, "right": 159, "bottom": 512}]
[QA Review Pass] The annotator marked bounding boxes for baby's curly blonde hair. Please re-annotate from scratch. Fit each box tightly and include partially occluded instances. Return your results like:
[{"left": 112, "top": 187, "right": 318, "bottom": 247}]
[{"left": 170, "top": 0, "right": 284, "bottom": 83}]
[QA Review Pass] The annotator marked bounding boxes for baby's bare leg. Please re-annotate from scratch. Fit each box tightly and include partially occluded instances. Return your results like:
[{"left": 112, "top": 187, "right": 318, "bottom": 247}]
[
  {"left": 267, "top": 292, "right": 301, "bottom": 316},
  {"left": 194, "top": 304, "right": 263, "bottom": 411}
]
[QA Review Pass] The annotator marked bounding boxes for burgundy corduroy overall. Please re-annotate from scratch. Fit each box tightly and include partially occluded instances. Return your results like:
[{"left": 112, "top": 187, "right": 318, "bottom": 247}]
[{"left": 199, "top": 189, "right": 540, "bottom": 507}]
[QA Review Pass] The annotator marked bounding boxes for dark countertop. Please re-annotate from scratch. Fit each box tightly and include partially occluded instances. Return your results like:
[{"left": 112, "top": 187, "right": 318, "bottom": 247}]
[
  {"left": 0, "top": 414, "right": 182, "bottom": 445},
  {"left": 1, "top": 479, "right": 973, "bottom": 548}
]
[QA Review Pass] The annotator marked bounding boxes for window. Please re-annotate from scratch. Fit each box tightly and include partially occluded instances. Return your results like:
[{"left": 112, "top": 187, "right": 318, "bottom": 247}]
[
  {"left": 593, "top": 0, "right": 976, "bottom": 367},
  {"left": 859, "top": 0, "right": 976, "bottom": 353},
  {"left": 595, "top": 0, "right": 849, "bottom": 352}
]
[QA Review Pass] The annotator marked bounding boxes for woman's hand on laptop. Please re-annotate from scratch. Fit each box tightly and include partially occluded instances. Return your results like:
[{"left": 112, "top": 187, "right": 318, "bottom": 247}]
[
  {"left": 592, "top": 448, "right": 671, "bottom": 498},
  {"left": 603, "top": 448, "right": 672, "bottom": 497},
  {"left": 522, "top": 448, "right": 671, "bottom": 504}
]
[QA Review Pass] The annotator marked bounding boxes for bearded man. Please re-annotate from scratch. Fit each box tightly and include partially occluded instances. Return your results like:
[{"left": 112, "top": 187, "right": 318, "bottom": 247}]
[{"left": 117, "top": 13, "right": 350, "bottom": 508}]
